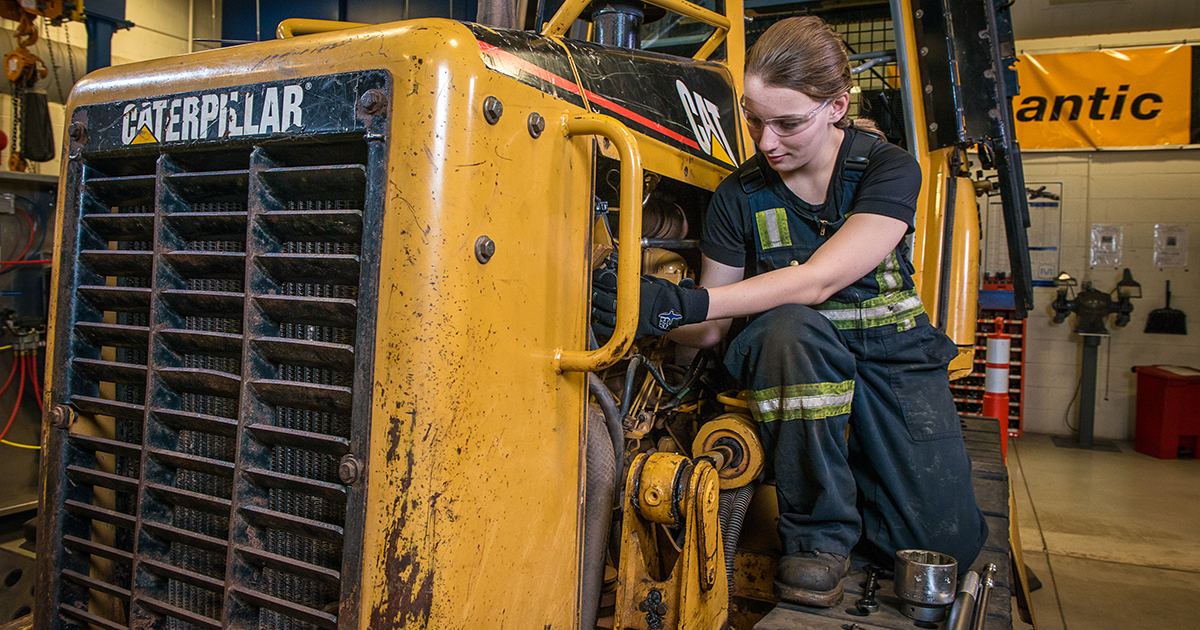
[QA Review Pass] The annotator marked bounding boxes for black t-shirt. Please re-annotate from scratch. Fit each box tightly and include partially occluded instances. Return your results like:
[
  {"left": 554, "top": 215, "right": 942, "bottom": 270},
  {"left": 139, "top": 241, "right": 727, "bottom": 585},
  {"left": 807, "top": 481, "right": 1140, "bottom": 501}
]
[{"left": 701, "top": 128, "right": 922, "bottom": 272}]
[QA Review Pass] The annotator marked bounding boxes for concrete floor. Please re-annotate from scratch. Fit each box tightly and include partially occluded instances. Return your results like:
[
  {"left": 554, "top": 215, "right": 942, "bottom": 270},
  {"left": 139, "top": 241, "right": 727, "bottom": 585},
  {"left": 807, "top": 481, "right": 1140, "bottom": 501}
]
[{"left": 1008, "top": 433, "right": 1200, "bottom": 630}]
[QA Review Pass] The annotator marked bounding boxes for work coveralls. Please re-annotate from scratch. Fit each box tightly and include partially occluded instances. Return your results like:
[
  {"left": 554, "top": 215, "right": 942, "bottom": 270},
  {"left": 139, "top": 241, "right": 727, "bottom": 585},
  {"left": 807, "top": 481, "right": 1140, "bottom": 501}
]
[{"left": 710, "top": 131, "right": 988, "bottom": 568}]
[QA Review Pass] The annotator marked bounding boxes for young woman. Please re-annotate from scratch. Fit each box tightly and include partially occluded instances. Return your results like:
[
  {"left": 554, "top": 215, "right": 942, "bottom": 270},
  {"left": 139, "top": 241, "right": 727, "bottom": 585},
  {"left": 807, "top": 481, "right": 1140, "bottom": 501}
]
[{"left": 594, "top": 16, "right": 988, "bottom": 607}]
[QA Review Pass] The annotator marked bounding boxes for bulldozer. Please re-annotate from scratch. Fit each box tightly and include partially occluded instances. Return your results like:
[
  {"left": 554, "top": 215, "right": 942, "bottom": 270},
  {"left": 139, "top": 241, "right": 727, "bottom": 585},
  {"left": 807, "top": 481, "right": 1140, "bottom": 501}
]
[{"left": 19, "top": 0, "right": 1032, "bottom": 629}]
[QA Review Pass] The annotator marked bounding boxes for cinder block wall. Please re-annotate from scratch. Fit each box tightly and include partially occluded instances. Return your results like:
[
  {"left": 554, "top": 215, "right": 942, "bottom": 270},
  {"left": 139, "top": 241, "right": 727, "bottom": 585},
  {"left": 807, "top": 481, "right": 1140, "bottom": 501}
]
[{"left": 1014, "top": 29, "right": 1200, "bottom": 440}]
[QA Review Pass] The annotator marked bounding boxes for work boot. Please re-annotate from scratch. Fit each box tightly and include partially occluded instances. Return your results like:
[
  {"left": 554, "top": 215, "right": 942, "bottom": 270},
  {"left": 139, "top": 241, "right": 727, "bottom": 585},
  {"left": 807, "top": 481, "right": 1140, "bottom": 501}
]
[{"left": 774, "top": 551, "right": 850, "bottom": 608}]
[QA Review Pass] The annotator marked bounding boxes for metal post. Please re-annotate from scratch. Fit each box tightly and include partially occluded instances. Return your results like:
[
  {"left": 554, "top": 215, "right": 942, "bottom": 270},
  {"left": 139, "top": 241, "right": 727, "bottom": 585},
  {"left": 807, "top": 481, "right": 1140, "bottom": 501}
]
[{"left": 1077, "top": 335, "right": 1101, "bottom": 448}]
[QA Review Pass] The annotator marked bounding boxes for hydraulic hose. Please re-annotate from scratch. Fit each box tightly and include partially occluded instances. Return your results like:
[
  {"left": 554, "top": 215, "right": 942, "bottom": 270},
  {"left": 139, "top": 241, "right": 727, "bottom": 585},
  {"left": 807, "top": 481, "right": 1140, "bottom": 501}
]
[
  {"left": 588, "top": 373, "right": 625, "bottom": 502},
  {"left": 581, "top": 405, "right": 616, "bottom": 630}
]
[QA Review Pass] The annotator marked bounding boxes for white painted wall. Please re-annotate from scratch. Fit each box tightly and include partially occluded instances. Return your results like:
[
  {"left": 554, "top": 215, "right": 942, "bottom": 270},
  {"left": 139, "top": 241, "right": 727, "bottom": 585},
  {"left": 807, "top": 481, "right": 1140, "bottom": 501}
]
[{"left": 1012, "top": 30, "right": 1200, "bottom": 440}]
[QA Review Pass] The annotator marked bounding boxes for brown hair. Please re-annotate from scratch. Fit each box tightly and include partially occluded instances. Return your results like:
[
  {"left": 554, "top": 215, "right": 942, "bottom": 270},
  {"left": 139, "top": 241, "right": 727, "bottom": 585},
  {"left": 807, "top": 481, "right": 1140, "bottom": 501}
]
[{"left": 745, "top": 16, "right": 880, "bottom": 135}]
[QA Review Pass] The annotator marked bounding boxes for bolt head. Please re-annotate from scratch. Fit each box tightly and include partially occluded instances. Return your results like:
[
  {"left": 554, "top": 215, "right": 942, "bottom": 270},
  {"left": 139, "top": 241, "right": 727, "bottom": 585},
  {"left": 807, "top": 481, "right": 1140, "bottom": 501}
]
[
  {"left": 338, "top": 455, "right": 361, "bottom": 484},
  {"left": 475, "top": 235, "right": 496, "bottom": 264},
  {"left": 483, "top": 96, "right": 503, "bottom": 125},
  {"left": 67, "top": 122, "right": 87, "bottom": 143},
  {"left": 360, "top": 89, "right": 388, "bottom": 116},
  {"left": 527, "top": 112, "right": 545, "bottom": 138},
  {"left": 50, "top": 404, "right": 72, "bottom": 429}
]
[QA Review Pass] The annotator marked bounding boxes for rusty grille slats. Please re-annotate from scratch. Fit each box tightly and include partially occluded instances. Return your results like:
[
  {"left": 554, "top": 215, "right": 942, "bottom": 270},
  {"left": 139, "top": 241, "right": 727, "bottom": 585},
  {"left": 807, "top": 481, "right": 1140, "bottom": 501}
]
[
  {"left": 231, "top": 586, "right": 339, "bottom": 630},
  {"left": 152, "top": 408, "right": 239, "bottom": 437},
  {"left": 65, "top": 466, "right": 140, "bottom": 494},
  {"left": 237, "top": 505, "right": 343, "bottom": 544},
  {"left": 260, "top": 209, "right": 363, "bottom": 242},
  {"left": 52, "top": 106, "right": 380, "bottom": 630},
  {"left": 64, "top": 500, "right": 137, "bottom": 530},
  {"left": 256, "top": 252, "right": 361, "bottom": 285},
  {"left": 156, "top": 367, "right": 242, "bottom": 398},
  {"left": 247, "top": 380, "right": 353, "bottom": 415},
  {"left": 69, "top": 395, "right": 146, "bottom": 420},
  {"left": 66, "top": 433, "right": 144, "bottom": 459},
  {"left": 59, "top": 603, "right": 130, "bottom": 630},
  {"left": 145, "top": 448, "right": 235, "bottom": 478},
  {"left": 140, "top": 521, "right": 230, "bottom": 554},
  {"left": 139, "top": 558, "right": 225, "bottom": 593},
  {"left": 71, "top": 358, "right": 148, "bottom": 385},
  {"left": 244, "top": 424, "right": 349, "bottom": 457},
  {"left": 252, "top": 337, "right": 354, "bottom": 372},
  {"left": 73, "top": 321, "right": 150, "bottom": 349},
  {"left": 63, "top": 535, "right": 134, "bottom": 564},
  {"left": 159, "top": 329, "right": 244, "bottom": 357},
  {"left": 78, "top": 250, "right": 153, "bottom": 276},
  {"left": 62, "top": 569, "right": 133, "bottom": 600},
  {"left": 164, "top": 250, "right": 248, "bottom": 278},
  {"left": 235, "top": 546, "right": 340, "bottom": 587},
  {"left": 254, "top": 295, "right": 358, "bottom": 329},
  {"left": 242, "top": 468, "right": 347, "bottom": 503},
  {"left": 77, "top": 285, "right": 153, "bottom": 313},
  {"left": 161, "top": 289, "right": 245, "bottom": 317},
  {"left": 145, "top": 482, "right": 234, "bottom": 515},
  {"left": 81, "top": 213, "right": 156, "bottom": 241},
  {"left": 137, "top": 595, "right": 223, "bottom": 630}
]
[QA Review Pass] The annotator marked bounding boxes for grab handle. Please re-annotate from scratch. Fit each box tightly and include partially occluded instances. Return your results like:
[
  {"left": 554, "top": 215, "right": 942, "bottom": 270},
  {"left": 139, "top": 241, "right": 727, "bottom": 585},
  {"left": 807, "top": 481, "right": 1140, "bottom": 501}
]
[{"left": 555, "top": 113, "right": 643, "bottom": 373}]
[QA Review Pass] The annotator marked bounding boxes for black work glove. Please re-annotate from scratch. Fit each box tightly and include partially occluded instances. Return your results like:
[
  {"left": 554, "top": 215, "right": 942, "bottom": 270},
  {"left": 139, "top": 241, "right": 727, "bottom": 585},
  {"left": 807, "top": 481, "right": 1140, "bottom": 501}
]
[{"left": 592, "top": 270, "right": 710, "bottom": 339}]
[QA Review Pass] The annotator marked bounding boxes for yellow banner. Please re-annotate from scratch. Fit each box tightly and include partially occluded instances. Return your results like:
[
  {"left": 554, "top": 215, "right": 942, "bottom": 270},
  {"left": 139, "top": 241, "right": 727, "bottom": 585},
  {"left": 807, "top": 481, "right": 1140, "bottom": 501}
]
[{"left": 1013, "top": 46, "right": 1194, "bottom": 149}]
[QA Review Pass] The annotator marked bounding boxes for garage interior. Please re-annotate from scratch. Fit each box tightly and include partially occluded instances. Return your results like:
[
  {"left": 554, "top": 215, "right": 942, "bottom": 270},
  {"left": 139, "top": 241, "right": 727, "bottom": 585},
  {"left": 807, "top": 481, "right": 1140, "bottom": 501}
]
[{"left": 0, "top": 1, "right": 1196, "bottom": 629}]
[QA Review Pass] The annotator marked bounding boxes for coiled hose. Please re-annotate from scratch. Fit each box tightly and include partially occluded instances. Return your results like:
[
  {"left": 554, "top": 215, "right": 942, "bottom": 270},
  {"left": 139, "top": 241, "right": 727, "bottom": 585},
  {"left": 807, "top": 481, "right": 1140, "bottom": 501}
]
[{"left": 719, "top": 484, "right": 756, "bottom": 599}]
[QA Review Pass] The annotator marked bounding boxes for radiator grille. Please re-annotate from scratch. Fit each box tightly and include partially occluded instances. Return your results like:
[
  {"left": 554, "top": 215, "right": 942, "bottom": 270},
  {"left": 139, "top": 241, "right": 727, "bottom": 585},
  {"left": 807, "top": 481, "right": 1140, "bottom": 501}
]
[{"left": 50, "top": 132, "right": 379, "bottom": 630}]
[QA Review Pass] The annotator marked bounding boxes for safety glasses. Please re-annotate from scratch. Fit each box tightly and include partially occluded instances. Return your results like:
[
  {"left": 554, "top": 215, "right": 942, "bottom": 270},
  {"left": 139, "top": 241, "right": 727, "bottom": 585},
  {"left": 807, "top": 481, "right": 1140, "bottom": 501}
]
[{"left": 740, "top": 97, "right": 834, "bottom": 137}]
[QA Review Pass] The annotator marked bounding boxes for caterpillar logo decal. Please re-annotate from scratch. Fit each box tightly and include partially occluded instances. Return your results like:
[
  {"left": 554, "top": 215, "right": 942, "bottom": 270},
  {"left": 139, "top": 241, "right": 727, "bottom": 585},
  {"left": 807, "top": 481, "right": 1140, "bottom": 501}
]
[
  {"left": 121, "top": 85, "right": 306, "bottom": 145},
  {"left": 81, "top": 71, "right": 387, "bottom": 152},
  {"left": 676, "top": 80, "right": 735, "bottom": 166}
]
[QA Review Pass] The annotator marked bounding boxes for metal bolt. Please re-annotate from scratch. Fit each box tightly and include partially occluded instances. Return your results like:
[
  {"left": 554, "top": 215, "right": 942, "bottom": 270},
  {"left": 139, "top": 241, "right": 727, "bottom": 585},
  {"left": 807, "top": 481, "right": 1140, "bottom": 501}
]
[
  {"left": 338, "top": 455, "right": 362, "bottom": 484},
  {"left": 527, "top": 112, "right": 546, "bottom": 138},
  {"left": 929, "top": 122, "right": 939, "bottom": 132},
  {"left": 67, "top": 121, "right": 87, "bottom": 144},
  {"left": 483, "top": 96, "right": 504, "bottom": 125},
  {"left": 50, "top": 404, "right": 74, "bottom": 429},
  {"left": 914, "top": 9, "right": 924, "bottom": 18},
  {"left": 924, "top": 84, "right": 934, "bottom": 94},
  {"left": 919, "top": 46, "right": 929, "bottom": 56},
  {"left": 360, "top": 89, "right": 388, "bottom": 116},
  {"left": 475, "top": 235, "right": 496, "bottom": 264}
]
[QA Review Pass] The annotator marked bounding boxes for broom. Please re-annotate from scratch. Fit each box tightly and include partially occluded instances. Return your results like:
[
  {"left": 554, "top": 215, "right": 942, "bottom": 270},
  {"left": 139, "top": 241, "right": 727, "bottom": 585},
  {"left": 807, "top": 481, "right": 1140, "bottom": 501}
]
[{"left": 1145, "top": 281, "right": 1187, "bottom": 335}]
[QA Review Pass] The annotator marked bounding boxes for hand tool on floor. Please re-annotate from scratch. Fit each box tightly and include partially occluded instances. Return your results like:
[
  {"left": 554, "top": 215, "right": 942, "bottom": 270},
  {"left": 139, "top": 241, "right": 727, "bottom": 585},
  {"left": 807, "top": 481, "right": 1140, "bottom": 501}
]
[
  {"left": 1145, "top": 280, "right": 1187, "bottom": 335},
  {"left": 972, "top": 563, "right": 997, "bottom": 630},
  {"left": 945, "top": 570, "right": 980, "bottom": 630},
  {"left": 856, "top": 565, "right": 880, "bottom": 614}
]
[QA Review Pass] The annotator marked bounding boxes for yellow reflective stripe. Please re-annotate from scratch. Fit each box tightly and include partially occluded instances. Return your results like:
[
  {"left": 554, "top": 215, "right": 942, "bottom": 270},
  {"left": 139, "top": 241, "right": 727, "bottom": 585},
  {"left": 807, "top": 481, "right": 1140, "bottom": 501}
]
[
  {"left": 749, "top": 380, "right": 855, "bottom": 422},
  {"left": 814, "top": 290, "right": 925, "bottom": 330},
  {"left": 874, "top": 251, "right": 903, "bottom": 291},
  {"left": 755, "top": 208, "right": 792, "bottom": 249}
]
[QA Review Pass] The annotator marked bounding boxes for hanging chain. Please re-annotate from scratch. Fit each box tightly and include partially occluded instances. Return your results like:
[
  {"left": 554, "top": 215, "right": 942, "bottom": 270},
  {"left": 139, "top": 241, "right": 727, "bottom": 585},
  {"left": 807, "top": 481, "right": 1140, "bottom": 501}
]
[
  {"left": 43, "top": 18, "right": 65, "bottom": 104},
  {"left": 63, "top": 19, "right": 77, "bottom": 87}
]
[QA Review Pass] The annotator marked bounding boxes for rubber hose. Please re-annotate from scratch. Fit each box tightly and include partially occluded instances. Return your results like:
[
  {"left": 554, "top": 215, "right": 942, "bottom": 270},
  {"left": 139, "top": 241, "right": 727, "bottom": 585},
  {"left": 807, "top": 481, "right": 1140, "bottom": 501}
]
[
  {"left": 581, "top": 404, "right": 616, "bottom": 630},
  {"left": 588, "top": 373, "right": 625, "bottom": 501},
  {"left": 721, "top": 484, "right": 755, "bottom": 597},
  {"left": 617, "top": 355, "right": 645, "bottom": 420}
]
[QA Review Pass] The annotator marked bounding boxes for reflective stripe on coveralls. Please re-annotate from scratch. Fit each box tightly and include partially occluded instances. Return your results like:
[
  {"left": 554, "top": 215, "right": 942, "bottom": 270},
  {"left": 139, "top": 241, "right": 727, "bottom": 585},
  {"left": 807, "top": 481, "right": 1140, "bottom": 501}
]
[
  {"left": 813, "top": 289, "right": 925, "bottom": 331},
  {"left": 750, "top": 380, "right": 856, "bottom": 422}
]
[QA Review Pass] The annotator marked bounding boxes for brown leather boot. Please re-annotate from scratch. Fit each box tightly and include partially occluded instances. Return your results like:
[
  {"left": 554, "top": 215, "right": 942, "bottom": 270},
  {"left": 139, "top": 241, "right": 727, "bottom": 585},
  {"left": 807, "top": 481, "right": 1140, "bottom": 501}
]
[{"left": 773, "top": 551, "right": 850, "bottom": 608}]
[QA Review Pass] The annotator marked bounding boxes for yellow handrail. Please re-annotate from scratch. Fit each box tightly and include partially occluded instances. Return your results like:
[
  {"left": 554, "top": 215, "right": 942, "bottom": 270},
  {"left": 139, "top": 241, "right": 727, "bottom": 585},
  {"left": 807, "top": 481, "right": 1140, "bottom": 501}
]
[
  {"left": 555, "top": 113, "right": 643, "bottom": 373},
  {"left": 276, "top": 18, "right": 368, "bottom": 39},
  {"left": 541, "top": 0, "right": 730, "bottom": 61}
]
